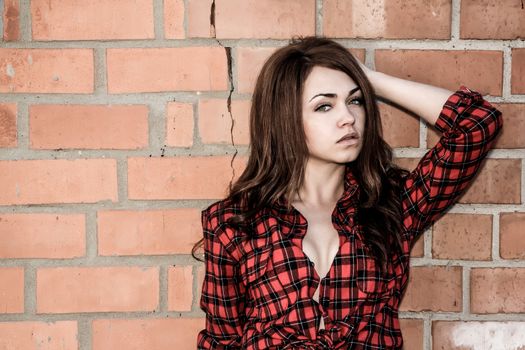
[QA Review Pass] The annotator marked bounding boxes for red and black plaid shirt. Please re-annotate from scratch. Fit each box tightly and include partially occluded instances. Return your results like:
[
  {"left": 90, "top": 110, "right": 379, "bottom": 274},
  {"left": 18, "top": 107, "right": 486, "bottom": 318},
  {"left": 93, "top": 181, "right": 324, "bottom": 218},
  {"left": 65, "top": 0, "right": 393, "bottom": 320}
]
[{"left": 197, "top": 86, "right": 503, "bottom": 349}]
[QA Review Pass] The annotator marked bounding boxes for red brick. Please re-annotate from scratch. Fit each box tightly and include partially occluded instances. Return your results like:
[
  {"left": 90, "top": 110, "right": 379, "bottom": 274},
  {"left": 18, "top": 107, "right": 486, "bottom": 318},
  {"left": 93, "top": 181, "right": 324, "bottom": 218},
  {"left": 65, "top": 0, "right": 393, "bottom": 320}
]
[
  {"left": 37, "top": 266, "right": 159, "bottom": 313},
  {"left": 456, "top": 159, "right": 521, "bottom": 205},
  {"left": 400, "top": 266, "right": 462, "bottom": 312},
  {"left": 196, "top": 264, "right": 205, "bottom": 304},
  {"left": 500, "top": 212, "right": 525, "bottom": 259},
  {"left": 107, "top": 47, "right": 228, "bottom": 93},
  {"left": 168, "top": 266, "right": 193, "bottom": 311},
  {"left": 433, "top": 321, "right": 525, "bottom": 350},
  {"left": 0, "top": 49, "right": 94, "bottom": 93},
  {"left": 0, "top": 159, "right": 117, "bottom": 205},
  {"left": 164, "top": 0, "right": 185, "bottom": 39},
  {"left": 198, "top": 99, "right": 250, "bottom": 145},
  {"left": 324, "top": 0, "right": 451, "bottom": 39},
  {"left": 187, "top": 0, "right": 213, "bottom": 38},
  {"left": 166, "top": 102, "right": 194, "bottom": 147},
  {"left": 31, "top": 0, "right": 154, "bottom": 40},
  {"left": 237, "top": 47, "right": 365, "bottom": 94},
  {"left": 0, "top": 267, "right": 24, "bottom": 313},
  {"left": 429, "top": 102, "right": 522, "bottom": 149},
  {"left": 237, "top": 47, "right": 277, "bottom": 94},
  {"left": 30, "top": 104, "right": 149, "bottom": 150},
  {"left": 92, "top": 318, "right": 204, "bottom": 350},
  {"left": 471, "top": 268, "right": 525, "bottom": 314},
  {"left": 379, "top": 102, "right": 420, "bottom": 148},
  {"left": 399, "top": 319, "right": 424, "bottom": 350},
  {"left": 489, "top": 103, "right": 525, "bottom": 149},
  {"left": 188, "top": 0, "right": 315, "bottom": 39},
  {"left": 0, "top": 103, "right": 17, "bottom": 148},
  {"left": 98, "top": 208, "right": 202, "bottom": 256},
  {"left": 127, "top": 156, "right": 246, "bottom": 200},
  {"left": 0, "top": 321, "right": 77, "bottom": 348},
  {"left": 460, "top": 0, "right": 525, "bottom": 40},
  {"left": 375, "top": 50, "right": 503, "bottom": 96},
  {"left": 512, "top": 49, "right": 525, "bottom": 94},
  {"left": 432, "top": 213, "right": 492, "bottom": 260},
  {"left": 3, "top": 0, "right": 19, "bottom": 41},
  {"left": 0, "top": 213, "right": 85, "bottom": 258}
]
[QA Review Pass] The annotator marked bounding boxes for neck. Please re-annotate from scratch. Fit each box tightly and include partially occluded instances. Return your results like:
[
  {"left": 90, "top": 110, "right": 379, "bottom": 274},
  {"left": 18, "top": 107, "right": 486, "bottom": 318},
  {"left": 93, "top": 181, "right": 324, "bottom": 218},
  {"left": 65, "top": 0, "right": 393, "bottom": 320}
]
[{"left": 290, "top": 159, "right": 347, "bottom": 208}]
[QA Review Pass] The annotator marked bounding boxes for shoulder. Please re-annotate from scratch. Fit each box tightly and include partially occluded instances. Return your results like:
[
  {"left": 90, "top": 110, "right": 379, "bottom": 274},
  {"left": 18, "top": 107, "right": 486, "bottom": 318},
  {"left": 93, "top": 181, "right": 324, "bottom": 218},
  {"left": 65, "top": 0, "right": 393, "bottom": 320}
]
[
  {"left": 201, "top": 197, "right": 243, "bottom": 229},
  {"left": 201, "top": 198, "right": 246, "bottom": 260}
]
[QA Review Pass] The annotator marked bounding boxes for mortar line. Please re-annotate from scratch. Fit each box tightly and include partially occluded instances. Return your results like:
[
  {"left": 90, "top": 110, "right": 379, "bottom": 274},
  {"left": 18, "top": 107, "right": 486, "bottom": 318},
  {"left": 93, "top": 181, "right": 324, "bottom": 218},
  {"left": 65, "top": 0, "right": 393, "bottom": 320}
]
[
  {"left": 1, "top": 37, "right": 525, "bottom": 50},
  {"left": 78, "top": 318, "right": 90, "bottom": 350},
  {"left": 502, "top": 45, "right": 512, "bottom": 99},
  {"left": 18, "top": 0, "right": 29, "bottom": 41},
  {"left": 154, "top": 0, "right": 164, "bottom": 40},
  {"left": 492, "top": 212, "right": 501, "bottom": 261},
  {"left": 462, "top": 266, "right": 471, "bottom": 316},
  {"left": 93, "top": 47, "right": 107, "bottom": 95},
  {"left": 24, "top": 263, "right": 35, "bottom": 315},
  {"left": 17, "top": 100, "right": 28, "bottom": 149},
  {"left": 315, "top": 0, "right": 323, "bottom": 37},
  {"left": 86, "top": 210, "right": 97, "bottom": 260},
  {"left": 424, "top": 316, "right": 432, "bottom": 350},
  {"left": 0, "top": 0, "right": 4, "bottom": 40},
  {"left": 159, "top": 264, "right": 167, "bottom": 312},
  {"left": 450, "top": 0, "right": 461, "bottom": 41}
]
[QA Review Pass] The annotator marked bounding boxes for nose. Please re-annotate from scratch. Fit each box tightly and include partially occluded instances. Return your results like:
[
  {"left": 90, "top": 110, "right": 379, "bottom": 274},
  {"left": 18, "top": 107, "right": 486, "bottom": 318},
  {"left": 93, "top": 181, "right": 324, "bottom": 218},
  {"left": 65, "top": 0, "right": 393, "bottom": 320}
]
[{"left": 338, "top": 104, "right": 356, "bottom": 127}]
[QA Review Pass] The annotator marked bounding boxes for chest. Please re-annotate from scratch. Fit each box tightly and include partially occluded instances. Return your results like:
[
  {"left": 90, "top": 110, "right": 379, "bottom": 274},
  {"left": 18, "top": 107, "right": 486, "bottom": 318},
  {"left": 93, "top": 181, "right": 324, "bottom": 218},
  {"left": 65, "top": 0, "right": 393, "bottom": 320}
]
[{"left": 295, "top": 206, "right": 341, "bottom": 281}]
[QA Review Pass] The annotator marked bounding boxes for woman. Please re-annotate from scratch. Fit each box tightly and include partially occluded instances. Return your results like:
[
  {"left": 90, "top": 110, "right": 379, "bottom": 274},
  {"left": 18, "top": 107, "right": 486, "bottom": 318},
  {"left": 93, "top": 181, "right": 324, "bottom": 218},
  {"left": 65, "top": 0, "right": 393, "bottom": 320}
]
[{"left": 192, "top": 36, "right": 503, "bottom": 349}]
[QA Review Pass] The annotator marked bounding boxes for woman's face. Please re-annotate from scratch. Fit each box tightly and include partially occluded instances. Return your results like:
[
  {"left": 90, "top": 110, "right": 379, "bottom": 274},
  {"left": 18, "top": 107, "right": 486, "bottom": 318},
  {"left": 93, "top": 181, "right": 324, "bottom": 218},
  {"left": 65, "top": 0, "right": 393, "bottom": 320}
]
[{"left": 302, "top": 65, "right": 366, "bottom": 164}]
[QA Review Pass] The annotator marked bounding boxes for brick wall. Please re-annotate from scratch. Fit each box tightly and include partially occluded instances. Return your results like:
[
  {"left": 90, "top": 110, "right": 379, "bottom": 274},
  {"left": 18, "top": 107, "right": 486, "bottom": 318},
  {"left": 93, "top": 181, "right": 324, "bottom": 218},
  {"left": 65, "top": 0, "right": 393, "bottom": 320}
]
[{"left": 0, "top": 1, "right": 523, "bottom": 349}]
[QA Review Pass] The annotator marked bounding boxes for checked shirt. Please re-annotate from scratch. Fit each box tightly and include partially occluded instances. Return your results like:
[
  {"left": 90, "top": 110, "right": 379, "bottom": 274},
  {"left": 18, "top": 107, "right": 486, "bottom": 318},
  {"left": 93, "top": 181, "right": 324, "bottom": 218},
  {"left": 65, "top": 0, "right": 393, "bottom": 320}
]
[{"left": 197, "top": 86, "right": 503, "bottom": 349}]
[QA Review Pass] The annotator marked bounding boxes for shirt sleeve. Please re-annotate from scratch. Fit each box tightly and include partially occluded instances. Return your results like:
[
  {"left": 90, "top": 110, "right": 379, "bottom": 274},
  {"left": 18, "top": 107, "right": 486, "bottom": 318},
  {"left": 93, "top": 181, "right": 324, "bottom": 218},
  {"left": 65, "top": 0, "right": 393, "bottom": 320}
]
[
  {"left": 401, "top": 85, "right": 503, "bottom": 248},
  {"left": 197, "top": 209, "right": 246, "bottom": 349}
]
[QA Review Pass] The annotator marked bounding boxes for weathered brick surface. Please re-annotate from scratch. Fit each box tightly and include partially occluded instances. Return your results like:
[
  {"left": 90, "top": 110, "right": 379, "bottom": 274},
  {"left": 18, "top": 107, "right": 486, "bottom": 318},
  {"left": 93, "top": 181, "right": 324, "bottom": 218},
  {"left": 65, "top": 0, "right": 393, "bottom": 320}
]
[
  {"left": 0, "top": 103, "right": 17, "bottom": 147},
  {"left": 37, "top": 266, "right": 159, "bottom": 313},
  {"left": 0, "top": 267, "right": 24, "bottom": 313},
  {"left": 92, "top": 318, "right": 205, "bottom": 350},
  {"left": 512, "top": 49, "right": 525, "bottom": 94},
  {"left": 433, "top": 321, "right": 525, "bottom": 350},
  {"left": 0, "top": 213, "right": 85, "bottom": 258},
  {"left": 31, "top": 0, "right": 154, "bottom": 40},
  {"left": 107, "top": 47, "right": 228, "bottom": 93},
  {"left": 399, "top": 266, "right": 462, "bottom": 312},
  {"left": 375, "top": 50, "right": 503, "bottom": 96},
  {"left": 98, "top": 208, "right": 202, "bottom": 255},
  {"left": 324, "top": 0, "right": 451, "bottom": 39},
  {"left": 432, "top": 213, "right": 492, "bottom": 260},
  {"left": 188, "top": 0, "right": 315, "bottom": 39},
  {"left": 500, "top": 212, "right": 525, "bottom": 259},
  {"left": 0, "top": 321, "right": 78, "bottom": 348},
  {"left": 460, "top": 0, "right": 525, "bottom": 40},
  {"left": 3, "top": 0, "right": 20, "bottom": 41},
  {"left": 0, "top": 49, "right": 94, "bottom": 93},
  {"left": 471, "top": 268, "right": 525, "bottom": 314},
  {"left": 30, "top": 104, "right": 149, "bottom": 149},
  {"left": 0, "top": 159, "right": 117, "bottom": 205}
]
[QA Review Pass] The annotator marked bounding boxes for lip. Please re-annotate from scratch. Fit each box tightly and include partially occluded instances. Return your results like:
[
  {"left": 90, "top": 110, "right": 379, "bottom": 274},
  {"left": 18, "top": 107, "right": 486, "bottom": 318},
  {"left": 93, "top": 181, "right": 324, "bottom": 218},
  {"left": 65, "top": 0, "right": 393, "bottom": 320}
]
[
  {"left": 337, "top": 137, "right": 359, "bottom": 146},
  {"left": 336, "top": 132, "right": 359, "bottom": 143}
]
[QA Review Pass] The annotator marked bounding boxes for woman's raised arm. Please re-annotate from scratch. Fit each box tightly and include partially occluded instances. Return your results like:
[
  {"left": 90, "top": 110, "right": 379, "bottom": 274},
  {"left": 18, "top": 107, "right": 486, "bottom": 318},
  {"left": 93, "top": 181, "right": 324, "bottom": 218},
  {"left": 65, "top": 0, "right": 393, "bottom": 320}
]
[{"left": 360, "top": 63, "right": 454, "bottom": 126}]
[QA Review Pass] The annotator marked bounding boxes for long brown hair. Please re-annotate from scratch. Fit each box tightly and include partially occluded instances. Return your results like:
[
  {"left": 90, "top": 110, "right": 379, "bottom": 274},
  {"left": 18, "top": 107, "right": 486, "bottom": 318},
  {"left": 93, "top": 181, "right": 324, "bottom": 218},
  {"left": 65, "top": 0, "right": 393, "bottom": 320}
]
[{"left": 192, "top": 36, "right": 410, "bottom": 273}]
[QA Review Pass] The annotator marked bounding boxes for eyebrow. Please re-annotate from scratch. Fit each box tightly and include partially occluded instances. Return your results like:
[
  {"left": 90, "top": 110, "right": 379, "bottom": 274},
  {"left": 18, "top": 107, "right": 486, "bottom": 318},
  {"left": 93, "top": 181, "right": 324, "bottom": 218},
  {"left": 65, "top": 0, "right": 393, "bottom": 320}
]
[{"left": 308, "top": 86, "right": 361, "bottom": 103}]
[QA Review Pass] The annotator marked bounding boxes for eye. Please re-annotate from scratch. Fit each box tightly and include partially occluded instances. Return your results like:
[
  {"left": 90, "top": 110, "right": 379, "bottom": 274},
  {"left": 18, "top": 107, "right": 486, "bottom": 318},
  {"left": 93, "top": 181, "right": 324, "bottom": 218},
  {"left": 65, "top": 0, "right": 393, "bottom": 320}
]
[
  {"left": 347, "top": 97, "right": 364, "bottom": 106},
  {"left": 314, "top": 104, "right": 332, "bottom": 112}
]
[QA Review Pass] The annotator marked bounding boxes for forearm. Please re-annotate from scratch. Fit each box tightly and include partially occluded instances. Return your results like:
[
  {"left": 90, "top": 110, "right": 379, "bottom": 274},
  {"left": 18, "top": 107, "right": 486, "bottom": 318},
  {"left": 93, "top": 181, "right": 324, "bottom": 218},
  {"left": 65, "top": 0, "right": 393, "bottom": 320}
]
[{"left": 366, "top": 70, "right": 454, "bottom": 127}]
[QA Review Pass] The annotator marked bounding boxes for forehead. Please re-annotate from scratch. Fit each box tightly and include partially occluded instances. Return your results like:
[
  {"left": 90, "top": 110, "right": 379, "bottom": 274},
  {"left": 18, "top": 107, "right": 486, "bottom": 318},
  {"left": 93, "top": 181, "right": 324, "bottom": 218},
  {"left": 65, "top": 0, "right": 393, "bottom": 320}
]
[{"left": 303, "top": 66, "right": 358, "bottom": 97}]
